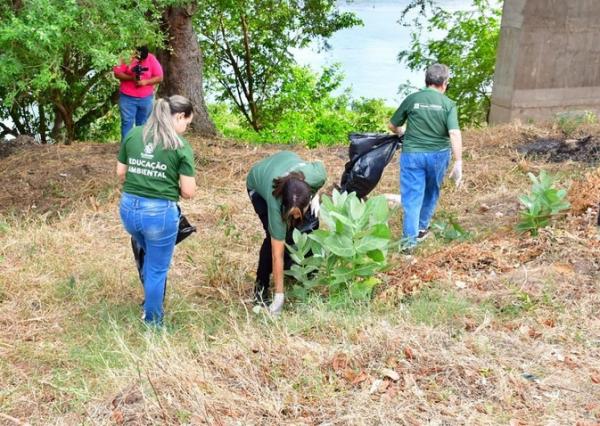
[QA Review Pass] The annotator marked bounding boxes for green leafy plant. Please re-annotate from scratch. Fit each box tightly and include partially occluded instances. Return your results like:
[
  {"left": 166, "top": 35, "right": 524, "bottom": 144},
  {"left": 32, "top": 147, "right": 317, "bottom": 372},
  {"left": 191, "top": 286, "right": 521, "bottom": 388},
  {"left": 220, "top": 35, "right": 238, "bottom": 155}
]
[
  {"left": 554, "top": 111, "right": 598, "bottom": 137},
  {"left": 431, "top": 213, "right": 472, "bottom": 242},
  {"left": 517, "top": 171, "right": 571, "bottom": 236},
  {"left": 0, "top": 0, "right": 164, "bottom": 142},
  {"left": 286, "top": 190, "right": 392, "bottom": 304},
  {"left": 199, "top": 0, "right": 360, "bottom": 132},
  {"left": 208, "top": 66, "right": 394, "bottom": 147}
]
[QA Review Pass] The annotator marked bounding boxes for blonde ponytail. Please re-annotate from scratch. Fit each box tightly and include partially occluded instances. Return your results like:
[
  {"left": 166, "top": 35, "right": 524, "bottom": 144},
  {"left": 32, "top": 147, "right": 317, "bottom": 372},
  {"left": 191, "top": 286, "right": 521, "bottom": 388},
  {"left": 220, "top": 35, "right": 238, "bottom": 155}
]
[{"left": 142, "top": 95, "right": 193, "bottom": 150}]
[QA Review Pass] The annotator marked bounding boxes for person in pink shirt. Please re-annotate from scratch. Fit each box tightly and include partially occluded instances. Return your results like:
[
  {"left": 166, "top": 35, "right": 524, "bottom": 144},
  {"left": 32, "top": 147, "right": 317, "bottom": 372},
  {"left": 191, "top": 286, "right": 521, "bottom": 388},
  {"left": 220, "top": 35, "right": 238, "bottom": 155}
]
[{"left": 113, "top": 46, "right": 164, "bottom": 142}]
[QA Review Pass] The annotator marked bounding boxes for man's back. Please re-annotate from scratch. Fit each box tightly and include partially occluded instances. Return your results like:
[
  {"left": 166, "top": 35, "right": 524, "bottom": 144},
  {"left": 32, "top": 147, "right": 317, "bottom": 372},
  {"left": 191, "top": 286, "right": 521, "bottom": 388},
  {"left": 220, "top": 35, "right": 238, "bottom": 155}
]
[{"left": 390, "top": 87, "right": 459, "bottom": 152}]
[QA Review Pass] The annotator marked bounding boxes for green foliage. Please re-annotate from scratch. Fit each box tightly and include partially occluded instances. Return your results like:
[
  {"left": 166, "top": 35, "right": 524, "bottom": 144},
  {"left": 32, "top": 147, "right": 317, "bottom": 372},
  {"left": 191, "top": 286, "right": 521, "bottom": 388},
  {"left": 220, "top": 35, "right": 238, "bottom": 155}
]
[
  {"left": 430, "top": 212, "right": 472, "bottom": 242},
  {"left": 517, "top": 170, "right": 570, "bottom": 236},
  {"left": 198, "top": 0, "right": 361, "bottom": 132},
  {"left": 554, "top": 111, "right": 598, "bottom": 137},
  {"left": 286, "top": 190, "right": 392, "bottom": 304},
  {"left": 208, "top": 66, "right": 394, "bottom": 147},
  {"left": 398, "top": 0, "right": 502, "bottom": 125},
  {"left": 0, "top": 0, "right": 164, "bottom": 142}
]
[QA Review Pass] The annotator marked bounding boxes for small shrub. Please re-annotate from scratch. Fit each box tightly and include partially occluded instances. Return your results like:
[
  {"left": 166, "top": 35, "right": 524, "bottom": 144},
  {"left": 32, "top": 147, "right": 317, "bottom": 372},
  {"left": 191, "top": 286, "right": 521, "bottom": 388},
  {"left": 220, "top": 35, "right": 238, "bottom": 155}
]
[
  {"left": 517, "top": 170, "right": 570, "bottom": 236},
  {"left": 286, "top": 190, "right": 392, "bottom": 304},
  {"left": 554, "top": 110, "right": 597, "bottom": 137},
  {"left": 430, "top": 213, "right": 472, "bottom": 242}
]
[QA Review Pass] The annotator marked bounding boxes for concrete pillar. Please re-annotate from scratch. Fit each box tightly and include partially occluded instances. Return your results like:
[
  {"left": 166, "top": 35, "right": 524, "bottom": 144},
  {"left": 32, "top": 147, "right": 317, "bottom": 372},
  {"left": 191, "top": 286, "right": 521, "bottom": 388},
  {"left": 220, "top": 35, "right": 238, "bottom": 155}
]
[{"left": 489, "top": 0, "right": 600, "bottom": 124}]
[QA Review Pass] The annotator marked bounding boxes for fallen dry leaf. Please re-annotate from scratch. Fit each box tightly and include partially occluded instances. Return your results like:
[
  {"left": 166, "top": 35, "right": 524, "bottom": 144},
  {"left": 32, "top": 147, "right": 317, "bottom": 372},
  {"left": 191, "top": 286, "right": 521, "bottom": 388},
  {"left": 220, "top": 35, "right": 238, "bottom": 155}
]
[
  {"left": 351, "top": 372, "right": 369, "bottom": 385},
  {"left": 378, "top": 380, "right": 390, "bottom": 393},
  {"left": 541, "top": 318, "right": 556, "bottom": 328},
  {"left": 385, "top": 384, "right": 399, "bottom": 398},
  {"left": 381, "top": 368, "right": 400, "bottom": 382},
  {"left": 564, "top": 356, "right": 579, "bottom": 369},
  {"left": 111, "top": 410, "right": 124, "bottom": 425},
  {"left": 553, "top": 263, "right": 574, "bottom": 274},
  {"left": 404, "top": 346, "right": 415, "bottom": 361},
  {"left": 591, "top": 371, "right": 600, "bottom": 384},
  {"left": 332, "top": 352, "right": 350, "bottom": 372},
  {"left": 528, "top": 327, "right": 542, "bottom": 339}
]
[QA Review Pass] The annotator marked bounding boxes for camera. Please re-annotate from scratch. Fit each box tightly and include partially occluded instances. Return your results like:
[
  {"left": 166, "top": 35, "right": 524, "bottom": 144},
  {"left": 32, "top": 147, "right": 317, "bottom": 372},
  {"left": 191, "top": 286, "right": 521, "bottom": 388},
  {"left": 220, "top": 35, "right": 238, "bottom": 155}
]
[{"left": 131, "top": 63, "right": 149, "bottom": 81}]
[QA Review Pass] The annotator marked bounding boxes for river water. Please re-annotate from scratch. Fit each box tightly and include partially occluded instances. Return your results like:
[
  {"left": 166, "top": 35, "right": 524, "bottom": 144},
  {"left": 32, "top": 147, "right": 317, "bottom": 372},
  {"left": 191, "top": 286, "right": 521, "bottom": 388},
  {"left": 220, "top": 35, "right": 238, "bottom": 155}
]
[{"left": 293, "top": 0, "right": 474, "bottom": 106}]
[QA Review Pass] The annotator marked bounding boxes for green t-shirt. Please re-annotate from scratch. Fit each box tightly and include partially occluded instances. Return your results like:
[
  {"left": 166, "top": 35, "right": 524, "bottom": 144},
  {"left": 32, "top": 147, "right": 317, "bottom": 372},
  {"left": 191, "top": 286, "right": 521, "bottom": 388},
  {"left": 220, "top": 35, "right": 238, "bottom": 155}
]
[
  {"left": 246, "top": 151, "right": 327, "bottom": 240},
  {"left": 117, "top": 126, "right": 196, "bottom": 201},
  {"left": 390, "top": 87, "right": 459, "bottom": 152}
]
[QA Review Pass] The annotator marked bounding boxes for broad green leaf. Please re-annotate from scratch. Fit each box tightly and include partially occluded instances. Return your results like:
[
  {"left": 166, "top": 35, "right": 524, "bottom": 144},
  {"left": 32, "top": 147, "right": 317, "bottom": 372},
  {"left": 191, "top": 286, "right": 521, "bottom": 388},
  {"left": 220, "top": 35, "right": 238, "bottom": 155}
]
[
  {"left": 355, "top": 235, "right": 389, "bottom": 253},
  {"left": 366, "top": 249, "right": 385, "bottom": 262},
  {"left": 324, "top": 234, "right": 355, "bottom": 257}
]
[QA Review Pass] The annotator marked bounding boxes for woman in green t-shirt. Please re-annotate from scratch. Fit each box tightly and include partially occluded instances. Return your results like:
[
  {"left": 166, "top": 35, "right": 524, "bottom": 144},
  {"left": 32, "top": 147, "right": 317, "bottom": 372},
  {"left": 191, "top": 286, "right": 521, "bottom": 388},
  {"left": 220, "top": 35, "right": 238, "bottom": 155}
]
[
  {"left": 117, "top": 95, "right": 196, "bottom": 324},
  {"left": 247, "top": 151, "right": 326, "bottom": 315}
]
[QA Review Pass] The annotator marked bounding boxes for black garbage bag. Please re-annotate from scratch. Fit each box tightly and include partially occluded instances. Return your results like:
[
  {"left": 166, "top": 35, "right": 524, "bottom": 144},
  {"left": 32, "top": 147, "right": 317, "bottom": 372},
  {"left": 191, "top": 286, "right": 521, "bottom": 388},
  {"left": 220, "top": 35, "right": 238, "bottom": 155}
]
[
  {"left": 131, "top": 211, "right": 196, "bottom": 285},
  {"left": 295, "top": 208, "right": 319, "bottom": 234},
  {"left": 176, "top": 214, "right": 197, "bottom": 244},
  {"left": 339, "top": 133, "right": 402, "bottom": 199}
]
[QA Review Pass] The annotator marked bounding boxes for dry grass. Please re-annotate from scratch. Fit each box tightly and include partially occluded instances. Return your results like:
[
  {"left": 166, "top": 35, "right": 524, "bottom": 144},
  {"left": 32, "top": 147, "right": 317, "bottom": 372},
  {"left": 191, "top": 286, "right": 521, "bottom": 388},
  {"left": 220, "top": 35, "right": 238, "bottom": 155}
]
[{"left": 0, "top": 123, "right": 599, "bottom": 425}]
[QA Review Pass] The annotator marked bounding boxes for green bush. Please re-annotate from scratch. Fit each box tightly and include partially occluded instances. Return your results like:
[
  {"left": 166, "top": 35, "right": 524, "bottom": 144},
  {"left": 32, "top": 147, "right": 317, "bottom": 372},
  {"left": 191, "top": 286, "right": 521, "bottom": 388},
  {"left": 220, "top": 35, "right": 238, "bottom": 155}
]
[
  {"left": 517, "top": 171, "right": 570, "bottom": 236},
  {"left": 286, "top": 190, "right": 392, "bottom": 304},
  {"left": 208, "top": 66, "right": 395, "bottom": 147}
]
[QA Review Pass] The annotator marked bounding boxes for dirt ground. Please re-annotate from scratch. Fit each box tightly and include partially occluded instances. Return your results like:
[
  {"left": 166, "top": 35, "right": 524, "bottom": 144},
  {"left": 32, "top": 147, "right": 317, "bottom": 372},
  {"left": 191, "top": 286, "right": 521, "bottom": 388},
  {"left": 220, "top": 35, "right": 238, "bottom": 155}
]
[{"left": 1, "top": 124, "right": 599, "bottom": 424}]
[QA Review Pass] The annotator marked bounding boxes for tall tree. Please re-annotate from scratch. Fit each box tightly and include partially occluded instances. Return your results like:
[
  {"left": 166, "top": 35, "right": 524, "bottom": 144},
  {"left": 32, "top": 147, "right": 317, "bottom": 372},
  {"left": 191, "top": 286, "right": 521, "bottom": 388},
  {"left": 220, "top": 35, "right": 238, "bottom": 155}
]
[
  {"left": 157, "top": 4, "right": 216, "bottom": 136},
  {"left": 398, "top": 0, "right": 502, "bottom": 125},
  {"left": 198, "top": 0, "right": 360, "bottom": 131},
  {"left": 0, "top": 0, "right": 162, "bottom": 143},
  {"left": 0, "top": 0, "right": 216, "bottom": 143}
]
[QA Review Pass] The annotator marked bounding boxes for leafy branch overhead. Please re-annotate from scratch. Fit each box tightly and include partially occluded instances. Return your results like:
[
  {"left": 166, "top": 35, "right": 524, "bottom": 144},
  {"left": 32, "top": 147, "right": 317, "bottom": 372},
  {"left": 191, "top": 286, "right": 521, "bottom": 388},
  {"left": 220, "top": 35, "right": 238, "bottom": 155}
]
[
  {"left": 197, "top": 0, "right": 361, "bottom": 131},
  {"left": 0, "top": 0, "right": 164, "bottom": 142},
  {"left": 398, "top": 0, "right": 502, "bottom": 125}
]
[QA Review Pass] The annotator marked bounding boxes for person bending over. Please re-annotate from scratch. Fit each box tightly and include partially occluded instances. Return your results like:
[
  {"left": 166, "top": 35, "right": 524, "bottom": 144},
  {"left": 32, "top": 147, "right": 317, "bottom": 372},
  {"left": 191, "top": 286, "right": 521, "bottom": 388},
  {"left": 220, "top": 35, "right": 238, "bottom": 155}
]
[
  {"left": 113, "top": 45, "right": 163, "bottom": 142},
  {"left": 247, "top": 151, "right": 326, "bottom": 315},
  {"left": 117, "top": 95, "right": 196, "bottom": 324},
  {"left": 388, "top": 63, "right": 463, "bottom": 249}
]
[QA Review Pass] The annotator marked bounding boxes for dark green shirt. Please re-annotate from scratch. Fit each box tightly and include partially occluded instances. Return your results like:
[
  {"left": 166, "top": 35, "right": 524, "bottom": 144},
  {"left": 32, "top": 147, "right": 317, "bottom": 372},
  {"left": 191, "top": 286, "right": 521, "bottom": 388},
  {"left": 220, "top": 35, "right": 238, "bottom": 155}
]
[
  {"left": 390, "top": 87, "right": 459, "bottom": 152},
  {"left": 118, "top": 126, "right": 195, "bottom": 201},
  {"left": 247, "top": 151, "right": 326, "bottom": 240}
]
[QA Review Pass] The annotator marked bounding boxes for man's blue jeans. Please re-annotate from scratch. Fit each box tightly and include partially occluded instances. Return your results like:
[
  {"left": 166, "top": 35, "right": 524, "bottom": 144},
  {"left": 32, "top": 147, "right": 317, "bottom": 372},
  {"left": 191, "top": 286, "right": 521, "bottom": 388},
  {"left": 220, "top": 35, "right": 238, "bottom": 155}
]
[
  {"left": 119, "top": 93, "right": 153, "bottom": 141},
  {"left": 400, "top": 149, "right": 451, "bottom": 246},
  {"left": 119, "top": 192, "right": 178, "bottom": 324}
]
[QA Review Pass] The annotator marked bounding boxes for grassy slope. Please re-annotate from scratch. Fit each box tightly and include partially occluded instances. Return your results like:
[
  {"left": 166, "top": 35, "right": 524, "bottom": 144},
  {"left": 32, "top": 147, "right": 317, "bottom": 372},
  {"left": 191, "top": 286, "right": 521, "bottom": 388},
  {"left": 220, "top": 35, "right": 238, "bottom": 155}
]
[{"left": 0, "top": 124, "right": 599, "bottom": 425}]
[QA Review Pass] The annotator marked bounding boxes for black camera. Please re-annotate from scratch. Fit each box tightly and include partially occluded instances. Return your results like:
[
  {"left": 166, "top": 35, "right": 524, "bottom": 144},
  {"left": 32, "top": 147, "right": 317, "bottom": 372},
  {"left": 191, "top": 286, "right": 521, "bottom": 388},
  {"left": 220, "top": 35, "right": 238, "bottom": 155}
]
[{"left": 131, "top": 63, "right": 149, "bottom": 81}]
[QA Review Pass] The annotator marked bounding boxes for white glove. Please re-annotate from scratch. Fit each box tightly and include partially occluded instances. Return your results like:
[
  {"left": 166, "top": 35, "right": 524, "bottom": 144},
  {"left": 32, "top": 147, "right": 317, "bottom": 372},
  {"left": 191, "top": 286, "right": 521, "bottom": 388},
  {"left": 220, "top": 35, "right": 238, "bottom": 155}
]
[
  {"left": 269, "top": 293, "right": 285, "bottom": 316},
  {"left": 448, "top": 160, "right": 463, "bottom": 187},
  {"left": 310, "top": 193, "right": 320, "bottom": 216}
]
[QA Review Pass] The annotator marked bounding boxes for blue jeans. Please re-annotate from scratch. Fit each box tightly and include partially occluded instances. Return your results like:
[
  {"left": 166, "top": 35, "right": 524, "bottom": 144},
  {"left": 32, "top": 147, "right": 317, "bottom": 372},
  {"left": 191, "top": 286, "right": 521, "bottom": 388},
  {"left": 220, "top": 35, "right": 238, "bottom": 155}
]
[
  {"left": 400, "top": 150, "right": 451, "bottom": 246},
  {"left": 119, "top": 192, "right": 179, "bottom": 324},
  {"left": 119, "top": 93, "right": 153, "bottom": 142}
]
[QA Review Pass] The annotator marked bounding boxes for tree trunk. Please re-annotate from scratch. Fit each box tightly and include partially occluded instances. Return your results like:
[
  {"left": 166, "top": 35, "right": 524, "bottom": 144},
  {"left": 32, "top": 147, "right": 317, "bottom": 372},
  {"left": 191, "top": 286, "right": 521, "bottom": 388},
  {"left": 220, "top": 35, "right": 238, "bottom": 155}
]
[
  {"left": 39, "top": 103, "right": 47, "bottom": 144},
  {"left": 157, "top": 4, "right": 217, "bottom": 137}
]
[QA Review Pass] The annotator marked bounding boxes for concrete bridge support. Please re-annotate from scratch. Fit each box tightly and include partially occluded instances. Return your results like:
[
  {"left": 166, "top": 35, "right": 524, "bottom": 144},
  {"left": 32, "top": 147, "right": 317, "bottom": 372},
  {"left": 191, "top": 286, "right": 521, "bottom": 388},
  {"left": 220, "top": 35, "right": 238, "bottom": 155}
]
[{"left": 490, "top": 0, "right": 600, "bottom": 124}]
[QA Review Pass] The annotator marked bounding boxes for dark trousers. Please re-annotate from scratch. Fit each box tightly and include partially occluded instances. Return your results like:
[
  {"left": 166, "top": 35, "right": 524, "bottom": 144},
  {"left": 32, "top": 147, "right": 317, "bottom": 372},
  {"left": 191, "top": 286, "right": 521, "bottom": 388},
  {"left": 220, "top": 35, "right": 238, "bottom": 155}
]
[{"left": 248, "top": 190, "right": 293, "bottom": 292}]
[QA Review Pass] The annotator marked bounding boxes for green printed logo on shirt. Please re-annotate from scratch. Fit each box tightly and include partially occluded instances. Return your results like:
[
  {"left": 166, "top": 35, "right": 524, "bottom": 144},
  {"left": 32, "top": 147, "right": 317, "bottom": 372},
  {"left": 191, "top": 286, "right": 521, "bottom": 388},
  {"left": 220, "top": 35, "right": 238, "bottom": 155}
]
[
  {"left": 118, "top": 126, "right": 196, "bottom": 201},
  {"left": 390, "top": 87, "right": 459, "bottom": 153}
]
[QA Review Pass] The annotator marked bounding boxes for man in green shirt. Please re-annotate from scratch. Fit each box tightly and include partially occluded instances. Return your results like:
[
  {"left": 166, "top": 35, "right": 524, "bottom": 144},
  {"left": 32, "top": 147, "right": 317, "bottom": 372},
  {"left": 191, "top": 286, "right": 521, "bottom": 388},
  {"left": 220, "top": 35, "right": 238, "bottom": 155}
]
[{"left": 388, "top": 63, "right": 463, "bottom": 248}]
